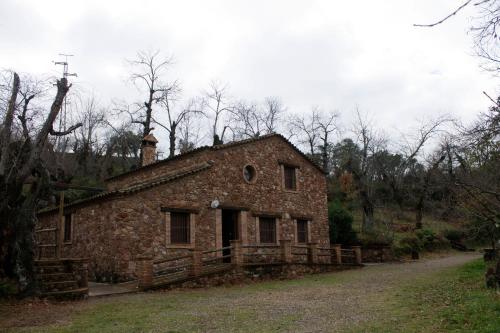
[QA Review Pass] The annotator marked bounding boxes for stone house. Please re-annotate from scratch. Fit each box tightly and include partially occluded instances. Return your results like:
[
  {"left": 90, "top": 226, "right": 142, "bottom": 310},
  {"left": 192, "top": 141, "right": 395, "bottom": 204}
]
[{"left": 37, "top": 133, "right": 330, "bottom": 282}]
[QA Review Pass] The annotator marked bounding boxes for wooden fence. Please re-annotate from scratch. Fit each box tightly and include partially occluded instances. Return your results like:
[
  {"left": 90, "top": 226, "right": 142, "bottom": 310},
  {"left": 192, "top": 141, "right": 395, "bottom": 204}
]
[{"left": 136, "top": 241, "right": 362, "bottom": 290}]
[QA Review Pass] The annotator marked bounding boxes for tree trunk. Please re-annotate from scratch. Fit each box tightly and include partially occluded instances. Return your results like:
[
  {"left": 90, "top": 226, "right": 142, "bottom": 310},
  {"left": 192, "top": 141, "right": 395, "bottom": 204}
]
[
  {"left": 414, "top": 156, "right": 444, "bottom": 229},
  {"left": 415, "top": 198, "right": 424, "bottom": 229},
  {"left": 360, "top": 187, "right": 375, "bottom": 233},
  {"left": 139, "top": 89, "right": 155, "bottom": 161},
  {"left": 169, "top": 122, "right": 177, "bottom": 158},
  {"left": 0, "top": 75, "right": 70, "bottom": 295},
  {"left": 0, "top": 73, "right": 20, "bottom": 176},
  {"left": 347, "top": 158, "right": 375, "bottom": 233},
  {"left": 321, "top": 133, "right": 328, "bottom": 173},
  {"left": 143, "top": 90, "right": 154, "bottom": 138}
]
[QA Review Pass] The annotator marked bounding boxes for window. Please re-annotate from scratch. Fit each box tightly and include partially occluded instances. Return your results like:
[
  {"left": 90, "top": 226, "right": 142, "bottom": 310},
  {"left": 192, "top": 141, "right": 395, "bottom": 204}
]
[
  {"left": 296, "top": 219, "right": 308, "bottom": 244},
  {"left": 259, "top": 217, "right": 276, "bottom": 243},
  {"left": 63, "top": 214, "right": 72, "bottom": 243},
  {"left": 170, "top": 212, "right": 190, "bottom": 244},
  {"left": 284, "top": 166, "right": 297, "bottom": 190},
  {"left": 243, "top": 165, "right": 257, "bottom": 183}
]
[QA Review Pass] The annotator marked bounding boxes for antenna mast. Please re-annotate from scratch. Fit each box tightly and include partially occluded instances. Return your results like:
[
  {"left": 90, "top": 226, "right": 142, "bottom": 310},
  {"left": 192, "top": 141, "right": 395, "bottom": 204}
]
[{"left": 53, "top": 54, "right": 77, "bottom": 154}]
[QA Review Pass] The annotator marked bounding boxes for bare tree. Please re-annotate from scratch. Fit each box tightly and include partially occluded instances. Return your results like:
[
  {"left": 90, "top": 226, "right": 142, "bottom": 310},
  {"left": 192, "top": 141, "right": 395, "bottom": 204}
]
[
  {"left": 471, "top": 0, "right": 500, "bottom": 71},
  {"left": 348, "top": 109, "right": 387, "bottom": 232},
  {"left": 262, "top": 96, "right": 286, "bottom": 133},
  {"left": 415, "top": 0, "right": 500, "bottom": 72},
  {"left": 0, "top": 72, "right": 80, "bottom": 293},
  {"left": 203, "top": 81, "right": 234, "bottom": 145},
  {"left": 231, "top": 101, "right": 261, "bottom": 138},
  {"left": 316, "top": 110, "right": 340, "bottom": 173},
  {"left": 449, "top": 97, "right": 500, "bottom": 248},
  {"left": 178, "top": 111, "right": 204, "bottom": 154},
  {"left": 230, "top": 96, "right": 287, "bottom": 139},
  {"left": 413, "top": 151, "right": 447, "bottom": 229},
  {"left": 153, "top": 85, "right": 205, "bottom": 157},
  {"left": 382, "top": 116, "right": 452, "bottom": 223},
  {"left": 72, "top": 95, "right": 107, "bottom": 173},
  {"left": 288, "top": 108, "right": 320, "bottom": 157},
  {"left": 127, "top": 50, "right": 176, "bottom": 139}
]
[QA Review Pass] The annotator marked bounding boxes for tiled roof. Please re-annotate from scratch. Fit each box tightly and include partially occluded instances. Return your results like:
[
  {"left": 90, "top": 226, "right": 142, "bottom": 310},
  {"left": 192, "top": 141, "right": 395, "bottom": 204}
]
[
  {"left": 105, "top": 133, "right": 325, "bottom": 182},
  {"left": 38, "top": 162, "right": 213, "bottom": 214}
]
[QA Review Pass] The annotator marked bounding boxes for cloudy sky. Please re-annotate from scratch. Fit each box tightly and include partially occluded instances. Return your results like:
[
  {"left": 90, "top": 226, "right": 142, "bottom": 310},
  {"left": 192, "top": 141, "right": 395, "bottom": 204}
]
[{"left": 0, "top": 0, "right": 498, "bottom": 151}]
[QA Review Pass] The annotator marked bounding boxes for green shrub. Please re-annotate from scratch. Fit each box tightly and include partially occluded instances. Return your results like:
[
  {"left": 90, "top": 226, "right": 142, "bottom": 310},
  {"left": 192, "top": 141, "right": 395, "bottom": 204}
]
[
  {"left": 328, "top": 200, "right": 358, "bottom": 245},
  {"left": 417, "top": 229, "right": 450, "bottom": 250},
  {"left": 396, "top": 236, "right": 423, "bottom": 255},
  {"left": 416, "top": 228, "right": 435, "bottom": 249},
  {"left": 416, "top": 228, "right": 435, "bottom": 242}
]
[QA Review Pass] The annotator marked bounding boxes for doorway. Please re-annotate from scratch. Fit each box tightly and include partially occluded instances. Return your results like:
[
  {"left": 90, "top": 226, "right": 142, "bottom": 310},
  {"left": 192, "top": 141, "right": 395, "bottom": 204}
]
[{"left": 222, "top": 209, "right": 239, "bottom": 262}]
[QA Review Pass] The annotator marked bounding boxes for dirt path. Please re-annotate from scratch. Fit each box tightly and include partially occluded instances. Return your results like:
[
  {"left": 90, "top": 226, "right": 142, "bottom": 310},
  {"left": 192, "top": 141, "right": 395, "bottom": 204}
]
[
  {"left": 0, "top": 252, "right": 481, "bottom": 332},
  {"left": 205, "top": 252, "right": 481, "bottom": 332},
  {"left": 278, "top": 252, "right": 481, "bottom": 332}
]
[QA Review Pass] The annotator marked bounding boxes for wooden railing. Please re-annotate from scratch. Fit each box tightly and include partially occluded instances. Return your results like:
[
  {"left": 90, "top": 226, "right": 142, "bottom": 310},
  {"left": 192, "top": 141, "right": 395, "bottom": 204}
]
[
  {"left": 35, "top": 227, "right": 58, "bottom": 259},
  {"left": 153, "top": 253, "right": 193, "bottom": 276},
  {"left": 202, "top": 246, "right": 234, "bottom": 263},
  {"left": 137, "top": 241, "right": 362, "bottom": 290}
]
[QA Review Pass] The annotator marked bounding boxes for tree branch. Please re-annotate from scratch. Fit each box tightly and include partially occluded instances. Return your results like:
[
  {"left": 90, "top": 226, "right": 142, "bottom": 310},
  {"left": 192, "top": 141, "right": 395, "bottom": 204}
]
[
  {"left": 49, "top": 122, "right": 83, "bottom": 136},
  {"left": 0, "top": 72, "right": 20, "bottom": 177},
  {"left": 414, "top": 0, "right": 473, "bottom": 27}
]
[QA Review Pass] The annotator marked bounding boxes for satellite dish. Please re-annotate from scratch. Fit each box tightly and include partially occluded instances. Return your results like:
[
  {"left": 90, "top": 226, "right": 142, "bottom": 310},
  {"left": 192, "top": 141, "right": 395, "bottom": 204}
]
[{"left": 210, "top": 200, "right": 220, "bottom": 209}]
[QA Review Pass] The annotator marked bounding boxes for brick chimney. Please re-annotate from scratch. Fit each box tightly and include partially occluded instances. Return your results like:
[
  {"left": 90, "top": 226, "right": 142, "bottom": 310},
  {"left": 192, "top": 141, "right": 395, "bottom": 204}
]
[{"left": 141, "top": 134, "right": 158, "bottom": 166}]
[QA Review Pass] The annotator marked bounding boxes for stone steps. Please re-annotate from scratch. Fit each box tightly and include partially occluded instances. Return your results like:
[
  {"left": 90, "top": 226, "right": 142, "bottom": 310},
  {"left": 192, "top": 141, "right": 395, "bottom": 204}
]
[
  {"left": 40, "top": 287, "right": 89, "bottom": 299},
  {"left": 35, "top": 265, "right": 66, "bottom": 274},
  {"left": 40, "top": 280, "right": 79, "bottom": 292},
  {"left": 34, "top": 259, "right": 88, "bottom": 299},
  {"left": 36, "top": 272, "right": 74, "bottom": 282}
]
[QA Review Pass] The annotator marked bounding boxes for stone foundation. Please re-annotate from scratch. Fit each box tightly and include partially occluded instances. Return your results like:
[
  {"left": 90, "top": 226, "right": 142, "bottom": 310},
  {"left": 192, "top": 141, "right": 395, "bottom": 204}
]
[{"left": 150, "top": 263, "right": 362, "bottom": 290}]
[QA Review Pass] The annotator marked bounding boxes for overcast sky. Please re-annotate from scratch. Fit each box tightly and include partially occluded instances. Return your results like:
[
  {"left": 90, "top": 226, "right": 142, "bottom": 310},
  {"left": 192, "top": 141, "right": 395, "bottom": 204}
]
[{"left": 1, "top": 0, "right": 498, "bottom": 152}]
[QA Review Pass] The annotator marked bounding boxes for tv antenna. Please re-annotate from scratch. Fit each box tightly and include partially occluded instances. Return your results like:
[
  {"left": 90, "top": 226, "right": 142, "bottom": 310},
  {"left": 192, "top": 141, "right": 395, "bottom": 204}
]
[
  {"left": 54, "top": 53, "right": 78, "bottom": 79},
  {"left": 53, "top": 53, "right": 78, "bottom": 156}
]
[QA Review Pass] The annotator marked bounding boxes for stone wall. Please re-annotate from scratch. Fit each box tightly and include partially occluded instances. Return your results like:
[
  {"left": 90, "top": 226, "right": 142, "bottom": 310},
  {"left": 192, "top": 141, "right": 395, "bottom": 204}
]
[
  {"left": 37, "top": 135, "right": 329, "bottom": 282},
  {"left": 362, "top": 246, "right": 395, "bottom": 263}
]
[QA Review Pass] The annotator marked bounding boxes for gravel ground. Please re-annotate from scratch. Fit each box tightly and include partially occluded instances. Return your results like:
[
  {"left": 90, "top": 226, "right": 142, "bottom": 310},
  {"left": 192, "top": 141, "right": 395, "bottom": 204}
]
[
  {"left": 204, "top": 252, "right": 481, "bottom": 332},
  {"left": 0, "top": 252, "right": 481, "bottom": 332}
]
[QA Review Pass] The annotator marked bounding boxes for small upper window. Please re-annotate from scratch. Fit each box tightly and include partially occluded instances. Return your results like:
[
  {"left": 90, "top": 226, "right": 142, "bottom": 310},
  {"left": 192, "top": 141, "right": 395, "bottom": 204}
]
[
  {"left": 284, "top": 166, "right": 297, "bottom": 190},
  {"left": 64, "top": 214, "right": 72, "bottom": 243},
  {"left": 243, "top": 165, "right": 257, "bottom": 183}
]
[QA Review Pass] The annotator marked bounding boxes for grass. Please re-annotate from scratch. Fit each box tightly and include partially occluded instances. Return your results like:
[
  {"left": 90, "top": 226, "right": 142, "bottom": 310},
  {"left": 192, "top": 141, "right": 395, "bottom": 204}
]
[
  {"left": 352, "top": 259, "right": 500, "bottom": 333},
  {"left": 3, "top": 276, "right": 342, "bottom": 333}
]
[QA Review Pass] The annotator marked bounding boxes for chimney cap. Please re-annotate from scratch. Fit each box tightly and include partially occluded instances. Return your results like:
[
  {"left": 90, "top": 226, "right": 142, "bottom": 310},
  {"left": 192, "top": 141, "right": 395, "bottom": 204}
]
[{"left": 142, "top": 134, "right": 158, "bottom": 144}]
